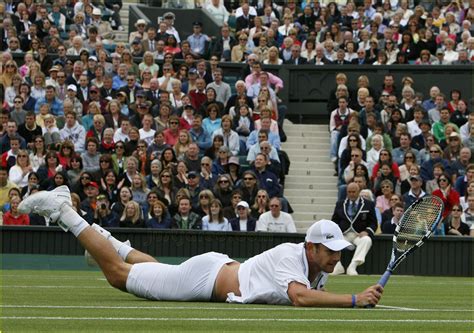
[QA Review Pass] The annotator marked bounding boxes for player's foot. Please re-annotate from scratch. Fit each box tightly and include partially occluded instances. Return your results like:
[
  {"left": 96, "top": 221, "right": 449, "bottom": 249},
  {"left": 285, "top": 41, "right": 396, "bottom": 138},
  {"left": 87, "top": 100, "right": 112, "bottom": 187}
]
[
  {"left": 330, "top": 261, "right": 345, "bottom": 275},
  {"left": 18, "top": 186, "right": 72, "bottom": 227},
  {"left": 346, "top": 262, "right": 359, "bottom": 276}
]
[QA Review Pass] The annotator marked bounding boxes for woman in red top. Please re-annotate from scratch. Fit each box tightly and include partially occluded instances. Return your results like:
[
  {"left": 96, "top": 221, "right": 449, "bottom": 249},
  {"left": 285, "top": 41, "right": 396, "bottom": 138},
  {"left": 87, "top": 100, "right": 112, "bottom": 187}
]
[
  {"left": 3, "top": 196, "right": 30, "bottom": 225},
  {"left": 57, "top": 140, "right": 75, "bottom": 169},
  {"left": 432, "top": 173, "right": 460, "bottom": 220},
  {"left": 371, "top": 149, "right": 400, "bottom": 183}
]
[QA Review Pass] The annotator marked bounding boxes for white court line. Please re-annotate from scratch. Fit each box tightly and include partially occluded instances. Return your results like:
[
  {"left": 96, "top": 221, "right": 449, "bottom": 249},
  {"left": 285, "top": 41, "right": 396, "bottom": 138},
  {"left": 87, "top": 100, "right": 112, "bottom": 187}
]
[
  {"left": 376, "top": 305, "right": 419, "bottom": 311},
  {"left": 3, "top": 275, "right": 473, "bottom": 285},
  {"left": 1, "top": 316, "right": 473, "bottom": 323},
  {"left": 2, "top": 305, "right": 473, "bottom": 313},
  {"left": 4, "top": 286, "right": 111, "bottom": 289}
]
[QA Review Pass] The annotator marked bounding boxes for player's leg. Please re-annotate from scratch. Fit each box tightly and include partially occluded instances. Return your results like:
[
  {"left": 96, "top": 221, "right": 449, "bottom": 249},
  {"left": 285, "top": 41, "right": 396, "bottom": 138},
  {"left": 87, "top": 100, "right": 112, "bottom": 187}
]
[
  {"left": 89, "top": 224, "right": 158, "bottom": 264},
  {"left": 77, "top": 227, "right": 132, "bottom": 290},
  {"left": 18, "top": 186, "right": 131, "bottom": 290},
  {"left": 346, "top": 235, "right": 372, "bottom": 276}
]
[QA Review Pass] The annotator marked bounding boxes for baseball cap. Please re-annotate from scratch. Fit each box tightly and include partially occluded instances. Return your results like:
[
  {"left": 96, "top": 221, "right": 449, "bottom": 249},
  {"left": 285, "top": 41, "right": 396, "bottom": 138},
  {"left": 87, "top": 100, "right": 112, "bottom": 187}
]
[
  {"left": 228, "top": 156, "right": 240, "bottom": 166},
  {"left": 436, "top": 48, "right": 445, "bottom": 55},
  {"left": 193, "top": 21, "right": 203, "bottom": 27},
  {"left": 188, "top": 68, "right": 198, "bottom": 75},
  {"left": 305, "top": 220, "right": 354, "bottom": 251},
  {"left": 92, "top": 8, "right": 101, "bottom": 16},
  {"left": 67, "top": 84, "right": 77, "bottom": 92},
  {"left": 90, "top": 86, "right": 99, "bottom": 92},
  {"left": 49, "top": 66, "right": 60, "bottom": 72},
  {"left": 188, "top": 171, "right": 199, "bottom": 178},
  {"left": 86, "top": 181, "right": 99, "bottom": 189},
  {"left": 236, "top": 201, "right": 249, "bottom": 209},
  {"left": 88, "top": 56, "right": 98, "bottom": 62}
]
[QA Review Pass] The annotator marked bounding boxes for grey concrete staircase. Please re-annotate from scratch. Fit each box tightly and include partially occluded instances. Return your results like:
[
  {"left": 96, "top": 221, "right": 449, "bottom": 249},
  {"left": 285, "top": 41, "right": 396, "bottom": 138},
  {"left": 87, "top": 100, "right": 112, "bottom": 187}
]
[
  {"left": 282, "top": 123, "right": 337, "bottom": 233},
  {"left": 115, "top": 2, "right": 133, "bottom": 43}
]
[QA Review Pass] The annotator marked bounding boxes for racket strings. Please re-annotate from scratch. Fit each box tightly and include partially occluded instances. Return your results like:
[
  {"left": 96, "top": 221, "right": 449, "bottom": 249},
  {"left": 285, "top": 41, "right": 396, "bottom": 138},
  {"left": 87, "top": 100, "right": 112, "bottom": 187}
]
[{"left": 395, "top": 198, "right": 443, "bottom": 252}]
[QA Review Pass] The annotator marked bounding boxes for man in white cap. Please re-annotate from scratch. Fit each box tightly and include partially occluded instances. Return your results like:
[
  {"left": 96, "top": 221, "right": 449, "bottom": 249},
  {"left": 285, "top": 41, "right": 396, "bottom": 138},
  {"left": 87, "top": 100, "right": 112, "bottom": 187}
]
[
  {"left": 19, "top": 187, "right": 383, "bottom": 307},
  {"left": 91, "top": 8, "right": 115, "bottom": 42}
]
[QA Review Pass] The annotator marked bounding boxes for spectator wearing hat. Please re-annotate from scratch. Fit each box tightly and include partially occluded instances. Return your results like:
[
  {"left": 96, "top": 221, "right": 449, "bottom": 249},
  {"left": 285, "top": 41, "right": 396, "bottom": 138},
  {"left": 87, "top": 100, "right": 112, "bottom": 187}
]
[
  {"left": 230, "top": 200, "right": 257, "bottom": 232},
  {"left": 187, "top": 21, "right": 210, "bottom": 58},
  {"left": 227, "top": 156, "right": 242, "bottom": 185},
  {"left": 403, "top": 175, "right": 426, "bottom": 207},
  {"left": 432, "top": 48, "right": 450, "bottom": 65},
  {"left": 131, "top": 38, "right": 145, "bottom": 58},
  {"left": 129, "top": 19, "right": 148, "bottom": 45},
  {"left": 411, "top": 120, "right": 433, "bottom": 152},
  {"left": 80, "top": 181, "right": 101, "bottom": 223},
  {"left": 163, "top": 11, "right": 181, "bottom": 43},
  {"left": 93, "top": 194, "right": 119, "bottom": 228}
]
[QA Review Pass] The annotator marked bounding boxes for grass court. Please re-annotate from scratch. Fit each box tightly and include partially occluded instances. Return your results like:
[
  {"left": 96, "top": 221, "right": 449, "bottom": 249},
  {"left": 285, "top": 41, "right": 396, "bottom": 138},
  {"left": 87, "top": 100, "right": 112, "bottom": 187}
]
[{"left": 1, "top": 268, "right": 473, "bottom": 332}]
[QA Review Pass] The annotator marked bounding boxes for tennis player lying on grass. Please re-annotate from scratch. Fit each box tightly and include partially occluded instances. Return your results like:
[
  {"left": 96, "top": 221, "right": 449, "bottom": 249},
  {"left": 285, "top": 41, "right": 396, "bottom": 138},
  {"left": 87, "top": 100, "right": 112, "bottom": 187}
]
[{"left": 19, "top": 186, "right": 383, "bottom": 307}]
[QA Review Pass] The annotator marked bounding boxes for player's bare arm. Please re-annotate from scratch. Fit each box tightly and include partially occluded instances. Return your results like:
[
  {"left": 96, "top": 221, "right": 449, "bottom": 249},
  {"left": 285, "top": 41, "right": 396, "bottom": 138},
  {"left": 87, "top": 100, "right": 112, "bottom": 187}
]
[{"left": 287, "top": 282, "right": 383, "bottom": 308}]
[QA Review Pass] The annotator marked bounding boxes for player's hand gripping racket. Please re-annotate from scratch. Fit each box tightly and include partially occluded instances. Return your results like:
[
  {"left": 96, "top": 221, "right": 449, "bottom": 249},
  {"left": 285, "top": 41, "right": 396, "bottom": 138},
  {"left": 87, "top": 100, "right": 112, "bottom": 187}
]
[{"left": 366, "top": 196, "right": 444, "bottom": 307}]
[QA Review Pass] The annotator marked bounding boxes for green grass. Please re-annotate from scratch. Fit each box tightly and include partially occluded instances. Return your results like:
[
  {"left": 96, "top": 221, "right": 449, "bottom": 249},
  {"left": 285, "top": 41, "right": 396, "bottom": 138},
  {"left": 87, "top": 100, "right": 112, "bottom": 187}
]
[{"left": 1, "top": 270, "right": 473, "bottom": 332}]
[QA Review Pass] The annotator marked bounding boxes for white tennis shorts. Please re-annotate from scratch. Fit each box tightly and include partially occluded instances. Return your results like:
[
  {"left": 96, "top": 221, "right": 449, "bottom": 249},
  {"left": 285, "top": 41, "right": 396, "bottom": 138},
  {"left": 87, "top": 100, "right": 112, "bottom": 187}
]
[{"left": 126, "top": 252, "right": 234, "bottom": 301}]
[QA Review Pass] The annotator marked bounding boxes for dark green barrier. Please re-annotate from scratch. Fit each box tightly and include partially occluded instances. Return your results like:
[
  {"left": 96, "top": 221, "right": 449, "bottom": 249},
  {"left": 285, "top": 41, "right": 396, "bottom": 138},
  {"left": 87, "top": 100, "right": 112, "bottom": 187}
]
[{"left": 1, "top": 226, "right": 472, "bottom": 277}]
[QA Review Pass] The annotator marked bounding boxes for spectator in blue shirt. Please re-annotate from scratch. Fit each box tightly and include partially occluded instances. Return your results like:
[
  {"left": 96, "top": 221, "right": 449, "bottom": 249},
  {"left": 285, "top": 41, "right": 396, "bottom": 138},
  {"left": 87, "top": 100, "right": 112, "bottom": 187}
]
[
  {"left": 187, "top": 21, "right": 210, "bottom": 58},
  {"left": 34, "top": 85, "right": 64, "bottom": 116},
  {"left": 112, "top": 64, "right": 128, "bottom": 90}
]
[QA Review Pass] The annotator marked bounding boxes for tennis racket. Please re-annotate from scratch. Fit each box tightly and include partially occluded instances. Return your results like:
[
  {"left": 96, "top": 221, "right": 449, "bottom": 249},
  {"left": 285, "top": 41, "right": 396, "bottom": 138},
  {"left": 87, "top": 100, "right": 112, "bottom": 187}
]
[{"left": 376, "top": 195, "right": 444, "bottom": 287}]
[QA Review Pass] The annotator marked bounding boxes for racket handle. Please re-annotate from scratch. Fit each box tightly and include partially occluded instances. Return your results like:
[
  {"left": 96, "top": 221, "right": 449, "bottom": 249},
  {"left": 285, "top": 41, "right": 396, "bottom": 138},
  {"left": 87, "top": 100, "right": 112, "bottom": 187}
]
[
  {"left": 365, "top": 270, "right": 392, "bottom": 308},
  {"left": 377, "top": 270, "right": 392, "bottom": 287}
]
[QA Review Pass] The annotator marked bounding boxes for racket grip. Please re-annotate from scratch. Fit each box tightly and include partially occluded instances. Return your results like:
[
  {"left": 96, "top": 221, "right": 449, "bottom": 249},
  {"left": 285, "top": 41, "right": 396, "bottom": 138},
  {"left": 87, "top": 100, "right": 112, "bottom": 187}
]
[
  {"left": 377, "top": 270, "right": 392, "bottom": 287},
  {"left": 365, "top": 270, "right": 392, "bottom": 308}
]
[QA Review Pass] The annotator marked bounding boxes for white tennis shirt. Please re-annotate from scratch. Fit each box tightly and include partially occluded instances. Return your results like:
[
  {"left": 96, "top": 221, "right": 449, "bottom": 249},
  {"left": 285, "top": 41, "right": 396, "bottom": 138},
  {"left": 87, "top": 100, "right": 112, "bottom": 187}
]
[{"left": 226, "top": 243, "right": 328, "bottom": 305}]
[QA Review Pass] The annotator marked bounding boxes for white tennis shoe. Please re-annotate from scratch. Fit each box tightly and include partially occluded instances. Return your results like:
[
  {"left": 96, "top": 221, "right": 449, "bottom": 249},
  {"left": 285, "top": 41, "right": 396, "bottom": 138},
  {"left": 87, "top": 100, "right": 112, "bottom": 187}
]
[{"left": 18, "top": 185, "right": 72, "bottom": 229}]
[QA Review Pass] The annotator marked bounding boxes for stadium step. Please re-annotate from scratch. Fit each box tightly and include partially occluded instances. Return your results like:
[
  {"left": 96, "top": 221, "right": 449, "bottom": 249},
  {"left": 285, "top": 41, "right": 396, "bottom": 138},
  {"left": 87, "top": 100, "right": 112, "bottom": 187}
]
[{"left": 282, "top": 123, "right": 336, "bottom": 232}]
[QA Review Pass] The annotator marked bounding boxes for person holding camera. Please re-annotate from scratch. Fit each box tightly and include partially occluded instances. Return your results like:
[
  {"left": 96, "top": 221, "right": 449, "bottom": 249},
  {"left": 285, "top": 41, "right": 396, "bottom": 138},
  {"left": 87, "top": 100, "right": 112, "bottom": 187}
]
[{"left": 94, "top": 194, "right": 119, "bottom": 228}]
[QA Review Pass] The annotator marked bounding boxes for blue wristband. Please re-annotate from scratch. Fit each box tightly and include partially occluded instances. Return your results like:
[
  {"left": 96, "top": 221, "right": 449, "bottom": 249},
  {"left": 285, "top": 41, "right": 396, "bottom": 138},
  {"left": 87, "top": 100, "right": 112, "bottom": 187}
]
[{"left": 351, "top": 294, "right": 356, "bottom": 308}]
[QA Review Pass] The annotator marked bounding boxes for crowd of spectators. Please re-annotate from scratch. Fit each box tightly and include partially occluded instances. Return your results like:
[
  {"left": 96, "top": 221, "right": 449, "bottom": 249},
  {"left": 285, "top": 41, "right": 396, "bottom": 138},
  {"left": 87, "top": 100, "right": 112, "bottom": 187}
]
[
  {"left": 0, "top": 0, "right": 300, "bottom": 233},
  {"left": 164, "top": 0, "right": 474, "bottom": 65},
  {"left": 1, "top": 0, "right": 474, "bottom": 236},
  {"left": 329, "top": 71, "right": 474, "bottom": 237}
]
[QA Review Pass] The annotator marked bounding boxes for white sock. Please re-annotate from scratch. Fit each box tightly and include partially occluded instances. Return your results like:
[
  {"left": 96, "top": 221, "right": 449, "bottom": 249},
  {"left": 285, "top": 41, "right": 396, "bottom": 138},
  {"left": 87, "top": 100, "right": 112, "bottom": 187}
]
[
  {"left": 60, "top": 206, "right": 89, "bottom": 237},
  {"left": 117, "top": 243, "right": 133, "bottom": 261}
]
